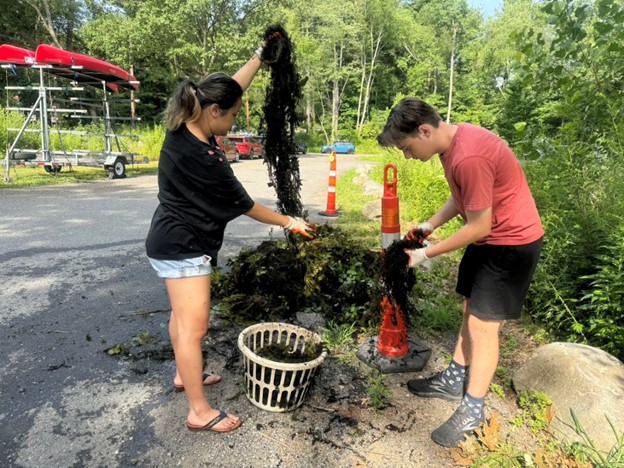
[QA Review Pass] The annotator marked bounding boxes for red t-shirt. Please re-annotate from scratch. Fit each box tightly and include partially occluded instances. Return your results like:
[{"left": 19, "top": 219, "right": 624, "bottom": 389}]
[{"left": 439, "top": 124, "right": 543, "bottom": 245}]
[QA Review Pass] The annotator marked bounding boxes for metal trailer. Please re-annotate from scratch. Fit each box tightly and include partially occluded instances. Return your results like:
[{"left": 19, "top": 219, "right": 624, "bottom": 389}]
[{"left": 1, "top": 44, "right": 140, "bottom": 182}]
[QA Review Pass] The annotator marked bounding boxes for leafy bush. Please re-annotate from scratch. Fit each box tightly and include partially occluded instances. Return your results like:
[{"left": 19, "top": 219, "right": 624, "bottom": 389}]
[
  {"left": 522, "top": 140, "right": 624, "bottom": 358},
  {"left": 579, "top": 224, "right": 624, "bottom": 359}
]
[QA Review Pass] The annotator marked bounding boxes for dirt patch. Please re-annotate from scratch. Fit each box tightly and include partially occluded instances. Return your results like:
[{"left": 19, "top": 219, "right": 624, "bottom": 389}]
[{"left": 103, "top": 312, "right": 545, "bottom": 466}]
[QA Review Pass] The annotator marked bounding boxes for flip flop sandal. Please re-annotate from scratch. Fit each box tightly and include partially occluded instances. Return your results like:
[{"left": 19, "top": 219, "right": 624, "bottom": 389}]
[
  {"left": 173, "top": 372, "right": 222, "bottom": 392},
  {"left": 186, "top": 411, "right": 242, "bottom": 433}
]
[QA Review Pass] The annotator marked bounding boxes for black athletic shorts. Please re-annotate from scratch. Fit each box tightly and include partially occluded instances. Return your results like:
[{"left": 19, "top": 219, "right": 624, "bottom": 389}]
[{"left": 456, "top": 237, "right": 543, "bottom": 320}]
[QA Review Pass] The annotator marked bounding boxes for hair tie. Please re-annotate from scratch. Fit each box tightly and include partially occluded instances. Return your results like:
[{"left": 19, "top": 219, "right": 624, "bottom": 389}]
[{"left": 190, "top": 82, "right": 199, "bottom": 94}]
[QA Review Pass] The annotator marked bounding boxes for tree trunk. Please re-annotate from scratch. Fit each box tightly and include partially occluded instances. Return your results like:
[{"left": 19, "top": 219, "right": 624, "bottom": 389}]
[
  {"left": 356, "top": 49, "right": 366, "bottom": 132},
  {"left": 331, "top": 41, "right": 345, "bottom": 141},
  {"left": 305, "top": 86, "right": 313, "bottom": 133},
  {"left": 332, "top": 79, "right": 340, "bottom": 141},
  {"left": 446, "top": 25, "right": 457, "bottom": 123},
  {"left": 65, "top": 18, "right": 74, "bottom": 50},
  {"left": 26, "top": 0, "right": 62, "bottom": 48},
  {"left": 360, "top": 28, "right": 383, "bottom": 132}
]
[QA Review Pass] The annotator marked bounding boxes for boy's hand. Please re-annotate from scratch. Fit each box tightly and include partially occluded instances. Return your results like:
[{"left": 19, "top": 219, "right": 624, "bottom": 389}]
[
  {"left": 404, "top": 248, "right": 429, "bottom": 268},
  {"left": 404, "top": 222, "right": 434, "bottom": 241}
]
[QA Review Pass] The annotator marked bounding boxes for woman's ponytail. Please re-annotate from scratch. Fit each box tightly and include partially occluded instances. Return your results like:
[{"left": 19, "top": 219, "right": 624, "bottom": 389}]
[{"left": 164, "top": 80, "right": 202, "bottom": 131}]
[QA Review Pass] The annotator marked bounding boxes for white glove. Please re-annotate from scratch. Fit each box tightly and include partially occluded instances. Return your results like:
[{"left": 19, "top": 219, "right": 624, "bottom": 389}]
[
  {"left": 284, "top": 216, "right": 315, "bottom": 238},
  {"left": 404, "top": 248, "right": 430, "bottom": 268},
  {"left": 404, "top": 222, "right": 434, "bottom": 241}
]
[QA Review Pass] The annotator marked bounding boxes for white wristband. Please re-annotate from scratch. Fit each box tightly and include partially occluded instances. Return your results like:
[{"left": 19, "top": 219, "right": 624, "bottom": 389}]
[{"left": 254, "top": 46, "right": 263, "bottom": 58}]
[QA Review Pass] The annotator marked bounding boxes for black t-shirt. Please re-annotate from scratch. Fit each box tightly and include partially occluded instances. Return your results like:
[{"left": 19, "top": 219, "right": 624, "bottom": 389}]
[{"left": 145, "top": 124, "right": 254, "bottom": 265}]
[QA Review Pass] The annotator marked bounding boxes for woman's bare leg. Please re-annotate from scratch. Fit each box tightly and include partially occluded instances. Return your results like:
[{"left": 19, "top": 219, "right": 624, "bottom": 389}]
[{"left": 165, "top": 275, "right": 239, "bottom": 430}]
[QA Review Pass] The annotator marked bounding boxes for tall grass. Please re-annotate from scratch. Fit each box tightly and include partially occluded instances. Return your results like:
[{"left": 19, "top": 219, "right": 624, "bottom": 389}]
[
  {"left": 1, "top": 110, "right": 165, "bottom": 161},
  {"left": 367, "top": 151, "right": 461, "bottom": 238}
]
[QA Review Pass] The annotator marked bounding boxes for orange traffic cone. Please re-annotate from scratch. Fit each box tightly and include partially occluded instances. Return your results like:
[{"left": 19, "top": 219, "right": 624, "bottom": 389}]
[
  {"left": 381, "top": 164, "right": 400, "bottom": 249},
  {"left": 354, "top": 161, "right": 431, "bottom": 372},
  {"left": 377, "top": 296, "right": 409, "bottom": 358},
  {"left": 319, "top": 151, "right": 338, "bottom": 217}
]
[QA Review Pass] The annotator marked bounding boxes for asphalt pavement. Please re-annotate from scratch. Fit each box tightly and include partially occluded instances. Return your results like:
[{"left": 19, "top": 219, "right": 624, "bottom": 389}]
[{"left": 0, "top": 153, "right": 379, "bottom": 467}]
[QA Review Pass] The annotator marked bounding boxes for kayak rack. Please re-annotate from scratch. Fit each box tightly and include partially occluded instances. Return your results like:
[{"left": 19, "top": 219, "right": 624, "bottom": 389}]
[{"left": 1, "top": 44, "right": 141, "bottom": 182}]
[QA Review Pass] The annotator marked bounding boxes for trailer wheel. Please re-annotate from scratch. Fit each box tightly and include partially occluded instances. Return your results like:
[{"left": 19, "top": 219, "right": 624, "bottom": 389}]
[
  {"left": 107, "top": 159, "right": 126, "bottom": 179},
  {"left": 44, "top": 164, "right": 62, "bottom": 174}
]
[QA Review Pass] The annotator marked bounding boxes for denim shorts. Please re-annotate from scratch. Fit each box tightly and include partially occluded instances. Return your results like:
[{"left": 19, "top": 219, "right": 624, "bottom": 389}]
[{"left": 148, "top": 255, "right": 212, "bottom": 279}]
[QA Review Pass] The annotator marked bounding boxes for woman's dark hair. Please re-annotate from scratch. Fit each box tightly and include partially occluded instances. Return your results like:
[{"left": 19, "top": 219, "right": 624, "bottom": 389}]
[
  {"left": 164, "top": 72, "right": 243, "bottom": 131},
  {"left": 377, "top": 98, "right": 443, "bottom": 147}
]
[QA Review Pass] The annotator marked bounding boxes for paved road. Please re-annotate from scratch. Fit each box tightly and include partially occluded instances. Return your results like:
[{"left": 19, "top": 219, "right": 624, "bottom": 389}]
[{"left": 0, "top": 154, "right": 375, "bottom": 467}]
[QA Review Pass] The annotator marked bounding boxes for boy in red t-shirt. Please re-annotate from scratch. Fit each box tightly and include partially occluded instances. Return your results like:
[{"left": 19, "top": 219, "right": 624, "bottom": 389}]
[{"left": 377, "top": 98, "right": 543, "bottom": 447}]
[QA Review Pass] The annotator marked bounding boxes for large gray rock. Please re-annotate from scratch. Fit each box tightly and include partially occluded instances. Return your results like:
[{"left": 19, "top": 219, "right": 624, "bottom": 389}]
[
  {"left": 362, "top": 200, "right": 382, "bottom": 220},
  {"left": 353, "top": 164, "right": 375, "bottom": 186},
  {"left": 513, "top": 342, "right": 624, "bottom": 452},
  {"left": 363, "top": 180, "right": 383, "bottom": 196}
]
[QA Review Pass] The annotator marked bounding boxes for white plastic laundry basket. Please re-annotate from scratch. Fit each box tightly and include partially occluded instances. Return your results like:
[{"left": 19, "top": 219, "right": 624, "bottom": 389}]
[{"left": 237, "top": 322, "right": 327, "bottom": 412}]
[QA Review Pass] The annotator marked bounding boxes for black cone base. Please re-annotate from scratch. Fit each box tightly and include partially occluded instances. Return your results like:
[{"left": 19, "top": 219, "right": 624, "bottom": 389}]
[{"left": 356, "top": 336, "right": 431, "bottom": 374}]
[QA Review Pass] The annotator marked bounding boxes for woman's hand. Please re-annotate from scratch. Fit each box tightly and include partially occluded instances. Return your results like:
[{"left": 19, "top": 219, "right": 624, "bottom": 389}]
[{"left": 284, "top": 216, "right": 316, "bottom": 238}]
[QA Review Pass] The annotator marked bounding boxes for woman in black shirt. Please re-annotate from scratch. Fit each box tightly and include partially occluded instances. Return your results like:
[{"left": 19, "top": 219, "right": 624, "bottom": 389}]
[{"left": 146, "top": 46, "right": 313, "bottom": 433}]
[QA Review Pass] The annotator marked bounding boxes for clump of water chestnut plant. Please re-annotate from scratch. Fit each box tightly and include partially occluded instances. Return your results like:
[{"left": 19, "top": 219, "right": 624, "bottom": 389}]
[
  {"left": 255, "top": 340, "right": 324, "bottom": 363},
  {"left": 213, "top": 225, "right": 382, "bottom": 325},
  {"left": 212, "top": 225, "right": 426, "bottom": 328}
]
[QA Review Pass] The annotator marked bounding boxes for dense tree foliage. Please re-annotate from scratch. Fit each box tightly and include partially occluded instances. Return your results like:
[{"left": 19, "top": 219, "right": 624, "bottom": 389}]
[{"left": 2, "top": 0, "right": 623, "bottom": 358}]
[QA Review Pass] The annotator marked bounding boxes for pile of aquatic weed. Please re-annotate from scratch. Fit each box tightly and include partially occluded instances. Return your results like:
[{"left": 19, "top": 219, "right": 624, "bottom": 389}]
[
  {"left": 213, "top": 226, "right": 427, "bottom": 327},
  {"left": 260, "top": 24, "right": 304, "bottom": 217},
  {"left": 255, "top": 341, "right": 324, "bottom": 363},
  {"left": 213, "top": 225, "right": 382, "bottom": 325}
]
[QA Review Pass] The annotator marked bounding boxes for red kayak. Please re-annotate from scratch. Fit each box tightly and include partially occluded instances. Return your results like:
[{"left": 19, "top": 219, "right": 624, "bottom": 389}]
[
  {"left": 0, "top": 43, "right": 120, "bottom": 93},
  {"left": 0, "top": 44, "right": 36, "bottom": 65},
  {"left": 35, "top": 44, "right": 138, "bottom": 91}
]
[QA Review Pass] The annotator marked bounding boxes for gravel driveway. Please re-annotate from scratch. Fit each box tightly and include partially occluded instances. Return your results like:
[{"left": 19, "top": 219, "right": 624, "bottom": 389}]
[{"left": 0, "top": 154, "right": 462, "bottom": 467}]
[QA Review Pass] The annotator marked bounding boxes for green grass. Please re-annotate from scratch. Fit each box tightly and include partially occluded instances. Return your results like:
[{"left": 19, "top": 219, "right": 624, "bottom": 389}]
[
  {"left": 564, "top": 411, "right": 624, "bottom": 466},
  {"left": 410, "top": 259, "right": 463, "bottom": 335},
  {"left": 495, "top": 366, "right": 513, "bottom": 389},
  {"left": 334, "top": 166, "right": 381, "bottom": 248},
  {"left": 366, "top": 369, "right": 391, "bottom": 411},
  {"left": 500, "top": 332, "right": 519, "bottom": 359},
  {"left": 320, "top": 321, "right": 358, "bottom": 363},
  {"left": 1, "top": 162, "right": 158, "bottom": 188}
]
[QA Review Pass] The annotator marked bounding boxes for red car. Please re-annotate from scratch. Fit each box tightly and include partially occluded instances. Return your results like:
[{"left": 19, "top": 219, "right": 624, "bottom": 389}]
[
  {"left": 216, "top": 136, "right": 240, "bottom": 163},
  {"left": 226, "top": 135, "right": 265, "bottom": 159}
]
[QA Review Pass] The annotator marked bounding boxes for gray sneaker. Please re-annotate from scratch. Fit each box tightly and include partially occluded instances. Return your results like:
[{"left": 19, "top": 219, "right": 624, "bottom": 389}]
[
  {"left": 407, "top": 371, "right": 464, "bottom": 401},
  {"left": 431, "top": 404, "right": 485, "bottom": 447}
]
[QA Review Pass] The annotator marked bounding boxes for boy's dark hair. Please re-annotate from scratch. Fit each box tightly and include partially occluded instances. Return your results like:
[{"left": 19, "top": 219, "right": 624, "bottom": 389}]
[
  {"left": 165, "top": 72, "right": 243, "bottom": 131},
  {"left": 377, "top": 98, "right": 442, "bottom": 147}
]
